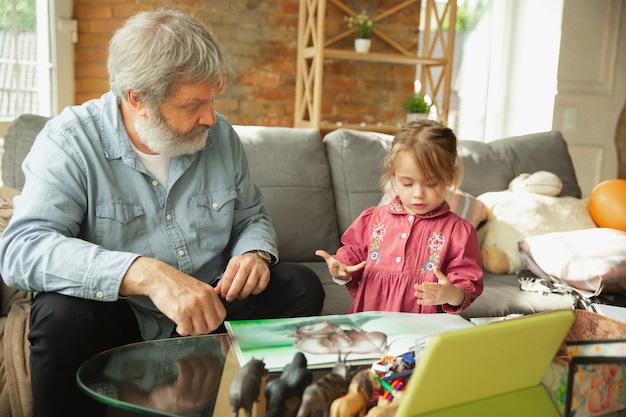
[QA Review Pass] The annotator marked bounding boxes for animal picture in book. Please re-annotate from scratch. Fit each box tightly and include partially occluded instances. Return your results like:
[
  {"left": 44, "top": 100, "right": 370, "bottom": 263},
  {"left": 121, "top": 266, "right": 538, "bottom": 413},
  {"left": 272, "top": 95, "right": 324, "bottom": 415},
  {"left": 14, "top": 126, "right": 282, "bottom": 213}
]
[
  {"left": 265, "top": 352, "right": 313, "bottom": 417},
  {"left": 229, "top": 358, "right": 268, "bottom": 417},
  {"left": 290, "top": 319, "right": 388, "bottom": 355}
]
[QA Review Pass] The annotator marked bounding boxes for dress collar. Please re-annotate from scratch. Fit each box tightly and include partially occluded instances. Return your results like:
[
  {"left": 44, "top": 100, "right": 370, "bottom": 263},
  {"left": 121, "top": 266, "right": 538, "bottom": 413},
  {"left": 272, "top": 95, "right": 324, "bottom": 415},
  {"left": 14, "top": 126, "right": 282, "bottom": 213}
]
[{"left": 387, "top": 195, "right": 451, "bottom": 218}]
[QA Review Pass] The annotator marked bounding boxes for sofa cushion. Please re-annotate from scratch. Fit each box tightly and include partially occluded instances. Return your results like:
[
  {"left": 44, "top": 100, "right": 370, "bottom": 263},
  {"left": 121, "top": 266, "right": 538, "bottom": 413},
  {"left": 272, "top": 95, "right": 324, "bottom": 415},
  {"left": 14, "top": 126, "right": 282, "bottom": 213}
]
[
  {"left": 519, "top": 228, "right": 626, "bottom": 298},
  {"left": 3, "top": 114, "right": 50, "bottom": 191},
  {"left": 323, "top": 129, "right": 393, "bottom": 234},
  {"left": 458, "top": 130, "right": 582, "bottom": 198},
  {"left": 447, "top": 189, "right": 487, "bottom": 228},
  {"left": 235, "top": 126, "right": 341, "bottom": 262}
]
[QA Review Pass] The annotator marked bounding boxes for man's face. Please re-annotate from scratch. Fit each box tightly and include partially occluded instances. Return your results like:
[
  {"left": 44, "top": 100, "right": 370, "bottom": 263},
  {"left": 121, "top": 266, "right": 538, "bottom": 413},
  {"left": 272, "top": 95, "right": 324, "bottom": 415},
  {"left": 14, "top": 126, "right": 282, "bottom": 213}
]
[{"left": 134, "top": 82, "right": 220, "bottom": 157}]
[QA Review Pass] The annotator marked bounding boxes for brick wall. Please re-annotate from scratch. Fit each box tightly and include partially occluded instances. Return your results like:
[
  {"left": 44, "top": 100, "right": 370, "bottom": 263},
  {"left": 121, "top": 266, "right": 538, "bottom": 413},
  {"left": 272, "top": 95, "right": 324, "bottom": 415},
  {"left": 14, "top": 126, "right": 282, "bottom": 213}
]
[{"left": 73, "top": 0, "right": 419, "bottom": 127}]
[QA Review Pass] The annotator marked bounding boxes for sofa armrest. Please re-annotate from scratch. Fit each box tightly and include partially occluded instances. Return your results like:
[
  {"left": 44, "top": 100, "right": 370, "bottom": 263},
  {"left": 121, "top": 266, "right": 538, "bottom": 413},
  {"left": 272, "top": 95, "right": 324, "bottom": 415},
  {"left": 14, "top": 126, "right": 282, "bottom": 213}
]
[{"left": 3, "top": 114, "right": 50, "bottom": 191}]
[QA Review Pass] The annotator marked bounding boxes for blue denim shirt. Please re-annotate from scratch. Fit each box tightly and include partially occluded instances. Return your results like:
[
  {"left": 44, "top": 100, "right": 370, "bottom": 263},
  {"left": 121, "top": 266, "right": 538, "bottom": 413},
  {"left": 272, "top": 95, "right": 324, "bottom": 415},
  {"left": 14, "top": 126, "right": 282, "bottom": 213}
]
[{"left": 0, "top": 92, "right": 277, "bottom": 339}]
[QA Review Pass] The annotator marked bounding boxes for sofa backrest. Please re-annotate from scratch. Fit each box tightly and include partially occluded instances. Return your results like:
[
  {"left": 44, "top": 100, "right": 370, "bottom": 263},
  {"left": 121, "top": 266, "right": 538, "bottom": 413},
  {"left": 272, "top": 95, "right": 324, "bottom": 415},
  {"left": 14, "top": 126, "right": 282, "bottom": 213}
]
[
  {"left": 458, "top": 130, "right": 582, "bottom": 199},
  {"left": 234, "top": 126, "right": 341, "bottom": 262},
  {"left": 2, "top": 115, "right": 342, "bottom": 263},
  {"left": 323, "top": 128, "right": 582, "bottom": 234},
  {"left": 323, "top": 129, "right": 393, "bottom": 234},
  {"left": 2, "top": 114, "right": 582, "bottom": 263}
]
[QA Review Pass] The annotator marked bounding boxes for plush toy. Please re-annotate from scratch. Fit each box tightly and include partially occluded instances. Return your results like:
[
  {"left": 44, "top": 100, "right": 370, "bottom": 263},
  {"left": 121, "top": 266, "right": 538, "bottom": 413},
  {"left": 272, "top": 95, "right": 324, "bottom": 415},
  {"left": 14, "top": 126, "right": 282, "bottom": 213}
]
[{"left": 477, "top": 171, "right": 597, "bottom": 274}]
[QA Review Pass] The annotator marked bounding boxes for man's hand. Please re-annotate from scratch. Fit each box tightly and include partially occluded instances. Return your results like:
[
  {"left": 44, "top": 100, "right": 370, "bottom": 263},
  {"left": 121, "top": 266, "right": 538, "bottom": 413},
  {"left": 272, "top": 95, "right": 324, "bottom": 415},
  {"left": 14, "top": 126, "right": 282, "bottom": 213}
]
[
  {"left": 120, "top": 257, "right": 226, "bottom": 336},
  {"left": 315, "top": 250, "right": 366, "bottom": 281},
  {"left": 214, "top": 253, "right": 270, "bottom": 303},
  {"left": 414, "top": 266, "right": 465, "bottom": 307}
]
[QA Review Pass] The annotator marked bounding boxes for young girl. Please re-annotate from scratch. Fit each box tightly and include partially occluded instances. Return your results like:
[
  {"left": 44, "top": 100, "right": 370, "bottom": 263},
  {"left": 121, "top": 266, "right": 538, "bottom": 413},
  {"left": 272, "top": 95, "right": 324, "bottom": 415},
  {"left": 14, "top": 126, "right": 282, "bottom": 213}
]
[{"left": 316, "top": 120, "right": 483, "bottom": 314}]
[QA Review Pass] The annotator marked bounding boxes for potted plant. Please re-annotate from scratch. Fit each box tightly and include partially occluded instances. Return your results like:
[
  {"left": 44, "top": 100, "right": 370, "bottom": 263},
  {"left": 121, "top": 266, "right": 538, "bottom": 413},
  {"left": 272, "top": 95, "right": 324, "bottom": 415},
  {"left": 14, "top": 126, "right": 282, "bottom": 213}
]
[
  {"left": 345, "top": 11, "right": 374, "bottom": 53},
  {"left": 403, "top": 92, "right": 432, "bottom": 122}
]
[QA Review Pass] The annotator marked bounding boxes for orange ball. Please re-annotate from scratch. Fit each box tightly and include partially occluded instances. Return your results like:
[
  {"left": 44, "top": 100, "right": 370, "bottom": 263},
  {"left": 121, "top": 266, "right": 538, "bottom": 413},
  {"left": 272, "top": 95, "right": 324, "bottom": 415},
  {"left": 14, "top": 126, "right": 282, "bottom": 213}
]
[{"left": 588, "top": 179, "right": 626, "bottom": 232}]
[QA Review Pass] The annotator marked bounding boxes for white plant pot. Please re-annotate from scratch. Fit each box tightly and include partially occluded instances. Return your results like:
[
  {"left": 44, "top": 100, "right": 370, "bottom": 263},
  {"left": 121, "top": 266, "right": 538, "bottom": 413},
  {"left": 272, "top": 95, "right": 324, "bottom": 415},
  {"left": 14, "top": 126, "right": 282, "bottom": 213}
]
[
  {"left": 354, "top": 38, "right": 371, "bottom": 53},
  {"left": 406, "top": 112, "right": 429, "bottom": 123}
]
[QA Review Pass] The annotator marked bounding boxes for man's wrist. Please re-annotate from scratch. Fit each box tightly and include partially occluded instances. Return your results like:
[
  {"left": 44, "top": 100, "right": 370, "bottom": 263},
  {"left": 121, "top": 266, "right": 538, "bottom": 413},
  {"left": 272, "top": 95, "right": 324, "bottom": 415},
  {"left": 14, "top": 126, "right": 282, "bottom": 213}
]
[{"left": 245, "top": 250, "right": 273, "bottom": 264}]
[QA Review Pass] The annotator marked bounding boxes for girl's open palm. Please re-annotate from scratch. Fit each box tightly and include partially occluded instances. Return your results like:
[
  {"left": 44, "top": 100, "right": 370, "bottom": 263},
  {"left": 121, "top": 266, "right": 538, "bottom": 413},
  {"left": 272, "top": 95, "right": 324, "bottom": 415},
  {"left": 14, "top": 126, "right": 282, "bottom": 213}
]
[
  {"left": 414, "top": 266, "right": 464, "bottom": 307},
  {"left": 315, "top": 250, "right": 366, "bottom": 281}
]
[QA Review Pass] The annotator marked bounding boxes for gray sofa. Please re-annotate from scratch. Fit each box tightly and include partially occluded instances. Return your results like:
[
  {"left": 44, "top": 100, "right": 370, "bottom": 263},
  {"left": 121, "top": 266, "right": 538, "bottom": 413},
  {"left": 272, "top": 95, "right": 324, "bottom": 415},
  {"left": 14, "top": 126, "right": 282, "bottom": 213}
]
[
  {"left": 0, "top": 114, "right": 582, "bottom": 416},
  {"left": 2, "top": 114, "right": 579, "bottom": 321}
]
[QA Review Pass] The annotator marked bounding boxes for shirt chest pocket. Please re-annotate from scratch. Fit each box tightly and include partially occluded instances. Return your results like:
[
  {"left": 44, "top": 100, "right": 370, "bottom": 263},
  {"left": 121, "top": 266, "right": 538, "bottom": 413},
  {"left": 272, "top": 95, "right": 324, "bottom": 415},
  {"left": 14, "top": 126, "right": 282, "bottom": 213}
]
[
  {"left": 190, "top": 188, "right": 237, "bottom": 250},
  {"left": 94, "top": 200, "right": 152, "bottom": 254}
]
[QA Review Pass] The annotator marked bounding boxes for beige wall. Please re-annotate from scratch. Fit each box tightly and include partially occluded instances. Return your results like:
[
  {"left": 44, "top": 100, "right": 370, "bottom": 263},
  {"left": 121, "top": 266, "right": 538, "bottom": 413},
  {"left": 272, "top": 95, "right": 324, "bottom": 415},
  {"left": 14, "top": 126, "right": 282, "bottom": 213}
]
[{"left": 553, "top": 0, "right": 626, "bottom": 196}]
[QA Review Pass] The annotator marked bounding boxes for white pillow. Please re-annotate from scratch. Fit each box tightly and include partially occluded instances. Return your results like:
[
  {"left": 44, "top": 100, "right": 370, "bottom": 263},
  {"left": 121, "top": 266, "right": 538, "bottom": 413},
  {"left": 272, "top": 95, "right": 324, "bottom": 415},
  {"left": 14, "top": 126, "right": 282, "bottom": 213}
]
[{"left": 519, "top": 228, "right": 626, "bottom": 297}]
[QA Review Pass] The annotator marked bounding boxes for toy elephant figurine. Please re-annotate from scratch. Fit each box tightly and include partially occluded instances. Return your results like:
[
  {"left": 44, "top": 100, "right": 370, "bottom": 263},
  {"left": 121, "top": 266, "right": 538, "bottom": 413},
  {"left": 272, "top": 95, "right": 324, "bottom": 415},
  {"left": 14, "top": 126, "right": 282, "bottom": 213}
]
[
  {"left": 229, "top": 358, "right": 269, "bottom": 417},
  {"left": 265, "top": 352, "right": 313, "bottom": 417}
]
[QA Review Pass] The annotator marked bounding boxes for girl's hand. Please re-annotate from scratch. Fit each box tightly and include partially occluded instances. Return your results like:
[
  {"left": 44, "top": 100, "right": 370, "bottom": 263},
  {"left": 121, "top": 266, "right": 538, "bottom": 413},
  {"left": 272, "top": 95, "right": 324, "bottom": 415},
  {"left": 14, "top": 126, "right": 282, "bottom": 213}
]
[
  {"left": 414, "top": 266, "right": 465, "bottom": 307},
  {"left": 315, "top": 250, "right": 366, "bottom": 281}
]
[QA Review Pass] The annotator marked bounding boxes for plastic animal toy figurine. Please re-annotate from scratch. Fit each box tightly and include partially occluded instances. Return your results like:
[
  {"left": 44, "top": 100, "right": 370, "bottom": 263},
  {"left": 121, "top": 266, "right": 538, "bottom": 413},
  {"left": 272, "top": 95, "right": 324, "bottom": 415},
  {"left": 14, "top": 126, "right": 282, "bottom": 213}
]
[
  {"left": 229, "top": 358, "right": 269, "bottom": 417},
  {"left": 295, "top": 354, "right": 349, "bottom": 417},
  {"left": 329, "top": 369, "right": 380, "bottom": 417},
  {"left": 265, "top": 352, "right": 313, "bottom": 417}
]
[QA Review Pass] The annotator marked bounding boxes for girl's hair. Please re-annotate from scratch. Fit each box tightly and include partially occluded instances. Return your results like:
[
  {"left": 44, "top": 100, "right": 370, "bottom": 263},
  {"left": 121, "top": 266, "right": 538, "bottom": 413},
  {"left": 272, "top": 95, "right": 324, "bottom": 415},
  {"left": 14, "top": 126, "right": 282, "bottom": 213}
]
[
  {"left": 381, "top": 119, "right": 458, "bottom": 191},
  {"left": 107, "top": 9, "right": 226, "bottom": 107}
]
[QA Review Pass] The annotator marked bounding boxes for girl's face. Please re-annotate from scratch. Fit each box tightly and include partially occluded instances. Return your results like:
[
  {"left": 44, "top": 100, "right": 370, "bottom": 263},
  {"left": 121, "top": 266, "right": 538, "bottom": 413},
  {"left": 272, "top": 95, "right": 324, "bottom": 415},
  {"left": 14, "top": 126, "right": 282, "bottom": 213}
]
[{"left": 392, "top": 153, "right": 448, "bottom": 215}]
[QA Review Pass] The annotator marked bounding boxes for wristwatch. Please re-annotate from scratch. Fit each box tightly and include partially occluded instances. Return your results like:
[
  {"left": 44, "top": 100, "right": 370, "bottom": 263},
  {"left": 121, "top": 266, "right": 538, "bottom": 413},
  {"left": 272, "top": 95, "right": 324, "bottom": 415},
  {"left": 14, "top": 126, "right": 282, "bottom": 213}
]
[{"left": 248, "top": 250, "right": 272, "bottom": 264}]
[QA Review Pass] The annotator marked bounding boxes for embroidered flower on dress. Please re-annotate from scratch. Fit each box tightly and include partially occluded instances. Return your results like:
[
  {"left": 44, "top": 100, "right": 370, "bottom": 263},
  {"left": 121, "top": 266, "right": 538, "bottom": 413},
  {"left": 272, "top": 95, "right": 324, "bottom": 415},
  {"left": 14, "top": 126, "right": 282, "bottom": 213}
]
[
  {"left": 369, "top": 223, "right": 385, "bottom": 264},
  {"left": 421, "top": 231, "right": 446, "bottom": 273},
  {"left": 389, "top": 201, "right": 404, "bottom": 213},
  {"left": 422, "top": 260, "right": 438, "bottom": 272},
  {"left": 372, "top": 224, "right": 385, "bottom": 241},
  {"left": 427, "top": 232, "right": 445, "bottom": 252}
]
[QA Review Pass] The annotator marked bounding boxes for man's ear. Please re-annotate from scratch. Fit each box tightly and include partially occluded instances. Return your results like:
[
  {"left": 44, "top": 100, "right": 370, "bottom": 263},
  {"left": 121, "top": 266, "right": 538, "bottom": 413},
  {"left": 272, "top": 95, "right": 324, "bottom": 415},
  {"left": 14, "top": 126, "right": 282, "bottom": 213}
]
[{"left": 126, "top": 90, "right": 148, "bottom": 117}]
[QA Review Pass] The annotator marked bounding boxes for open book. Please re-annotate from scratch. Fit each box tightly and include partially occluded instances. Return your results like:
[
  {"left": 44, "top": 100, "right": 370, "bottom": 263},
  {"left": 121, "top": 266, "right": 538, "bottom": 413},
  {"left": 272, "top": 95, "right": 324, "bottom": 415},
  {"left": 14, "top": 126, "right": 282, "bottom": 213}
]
[{"left": 225, "top": 311, "right": 473, "bottom": 372}]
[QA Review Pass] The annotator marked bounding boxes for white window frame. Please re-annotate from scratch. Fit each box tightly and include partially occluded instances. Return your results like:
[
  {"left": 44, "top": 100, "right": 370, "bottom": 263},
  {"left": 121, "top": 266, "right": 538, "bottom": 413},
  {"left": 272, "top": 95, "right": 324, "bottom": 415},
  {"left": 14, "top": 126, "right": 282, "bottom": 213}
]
[{"left": 0, "top": 0, "right": 74, "bottom": 137}]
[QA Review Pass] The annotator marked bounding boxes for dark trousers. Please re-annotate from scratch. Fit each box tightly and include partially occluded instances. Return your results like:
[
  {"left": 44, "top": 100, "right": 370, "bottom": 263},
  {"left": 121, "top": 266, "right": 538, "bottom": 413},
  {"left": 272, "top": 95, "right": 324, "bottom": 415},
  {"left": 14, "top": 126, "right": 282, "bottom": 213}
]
[{"left": 28, "top": 262, "right": 324, "bottom": 417}]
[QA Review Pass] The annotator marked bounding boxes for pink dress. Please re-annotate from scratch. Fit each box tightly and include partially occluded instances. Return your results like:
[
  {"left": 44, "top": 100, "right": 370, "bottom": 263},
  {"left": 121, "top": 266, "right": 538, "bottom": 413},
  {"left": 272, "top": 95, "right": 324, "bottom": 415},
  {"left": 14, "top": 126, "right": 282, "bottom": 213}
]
[{"left": 334, "top": 197, "right": 483, "bottom": 314}]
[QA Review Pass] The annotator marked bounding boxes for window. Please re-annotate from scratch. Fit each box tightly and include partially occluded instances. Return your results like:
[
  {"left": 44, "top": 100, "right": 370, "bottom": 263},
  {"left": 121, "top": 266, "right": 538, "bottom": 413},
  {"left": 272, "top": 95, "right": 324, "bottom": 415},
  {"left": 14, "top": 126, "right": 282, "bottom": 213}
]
[
  {"left": 0, "top": 0, "right": 74, "bottom": 137},
  {"left": 450, "top": 0, "right": 564, "bottom": 142}
]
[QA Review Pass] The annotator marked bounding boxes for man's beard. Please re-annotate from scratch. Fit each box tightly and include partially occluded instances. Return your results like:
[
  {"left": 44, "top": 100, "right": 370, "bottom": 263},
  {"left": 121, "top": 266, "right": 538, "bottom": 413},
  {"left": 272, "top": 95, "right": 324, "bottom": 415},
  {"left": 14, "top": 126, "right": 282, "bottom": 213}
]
[{"left": 134, "top": 109, "right": 210, "bottom": 157}]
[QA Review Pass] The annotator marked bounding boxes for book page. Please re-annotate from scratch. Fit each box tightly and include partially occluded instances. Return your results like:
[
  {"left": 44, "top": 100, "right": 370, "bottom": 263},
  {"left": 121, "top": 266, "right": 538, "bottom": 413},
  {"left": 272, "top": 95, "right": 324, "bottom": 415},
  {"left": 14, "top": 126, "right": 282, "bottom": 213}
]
[{"left": 225, "top": 312, "right": 473, "bottom": 372}]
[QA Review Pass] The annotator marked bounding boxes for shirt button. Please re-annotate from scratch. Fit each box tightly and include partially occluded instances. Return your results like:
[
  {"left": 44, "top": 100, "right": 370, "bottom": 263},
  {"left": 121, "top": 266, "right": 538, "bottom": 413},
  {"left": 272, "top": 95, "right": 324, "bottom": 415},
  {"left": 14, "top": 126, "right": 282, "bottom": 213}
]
[
  {"left": 166, "top": 214, "right": 172, "bottom": 221},
  {"left": 401, "top": 233, "right": 407, "bottom": 239},
  {"left": 395, "top": 257, "right": 402, "bottom": 263},
  {"left": 408, "top": 216, "right": 414, "bottom": 222},
  {"left": 96, "top": 291, "right": 104, "bottom": 299},
  {"left": 152, "top": 180, "right": 159, "bottom": 186},
  {"left": 178, "top": 250, "right": 185, "bottom": 256},
  {"left": 212, "top": 202, "right": 218, "bottom": 209}
]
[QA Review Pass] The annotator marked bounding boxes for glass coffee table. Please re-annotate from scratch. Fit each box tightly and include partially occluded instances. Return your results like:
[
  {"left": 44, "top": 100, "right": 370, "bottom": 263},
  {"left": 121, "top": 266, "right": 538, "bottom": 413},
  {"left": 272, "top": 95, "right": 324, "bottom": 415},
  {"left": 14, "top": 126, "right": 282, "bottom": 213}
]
[{"left": 77, "top": 334, "right": 244, "bottom": 417}]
